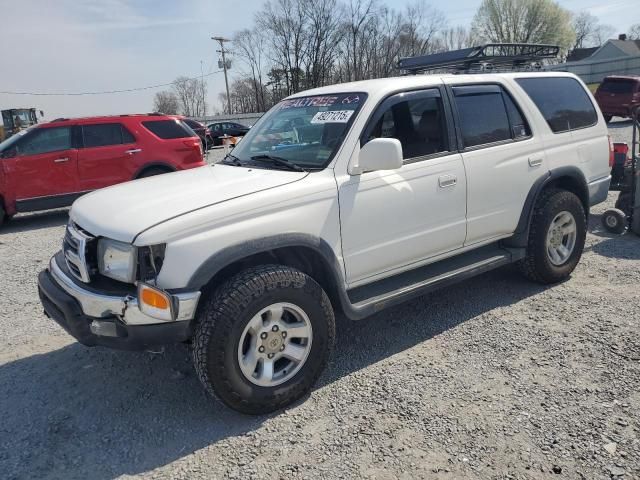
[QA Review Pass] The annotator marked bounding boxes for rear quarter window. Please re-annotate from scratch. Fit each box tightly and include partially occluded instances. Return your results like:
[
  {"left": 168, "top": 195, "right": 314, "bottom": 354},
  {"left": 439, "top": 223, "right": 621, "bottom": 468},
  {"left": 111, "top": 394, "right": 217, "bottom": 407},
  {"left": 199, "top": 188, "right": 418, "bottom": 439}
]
[
  {"left": 142, "top": 119, "right": 193, "bottom": 139},
  {"left": 598, "top": 79, "right": 637, "bottom": 94},
  {"left": 516, "top": 77, "right": 598, "bottom": 133}
]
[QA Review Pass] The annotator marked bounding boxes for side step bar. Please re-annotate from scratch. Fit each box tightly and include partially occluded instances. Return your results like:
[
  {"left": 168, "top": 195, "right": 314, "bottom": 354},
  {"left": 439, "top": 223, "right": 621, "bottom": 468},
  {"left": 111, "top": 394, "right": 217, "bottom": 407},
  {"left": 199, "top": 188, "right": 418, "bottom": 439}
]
[{"left": 342, "top": 243, "right": 524, "bottom": 320}]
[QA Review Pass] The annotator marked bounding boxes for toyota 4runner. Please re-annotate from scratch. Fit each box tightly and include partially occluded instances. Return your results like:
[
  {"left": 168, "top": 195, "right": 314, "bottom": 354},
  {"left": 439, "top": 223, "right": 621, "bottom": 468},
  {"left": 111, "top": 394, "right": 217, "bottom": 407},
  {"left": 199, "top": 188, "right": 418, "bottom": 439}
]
[{"left": 38, "top": 73, "right": 611, "bottom": 414}]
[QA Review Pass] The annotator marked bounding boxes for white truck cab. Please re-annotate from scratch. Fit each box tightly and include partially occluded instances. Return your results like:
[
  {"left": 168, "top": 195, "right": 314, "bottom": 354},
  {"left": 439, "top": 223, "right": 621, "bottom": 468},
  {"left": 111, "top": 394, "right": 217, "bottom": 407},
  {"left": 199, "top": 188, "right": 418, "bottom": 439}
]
[{"left": 38, "top": 72, "right": 611, "bottom": 414}]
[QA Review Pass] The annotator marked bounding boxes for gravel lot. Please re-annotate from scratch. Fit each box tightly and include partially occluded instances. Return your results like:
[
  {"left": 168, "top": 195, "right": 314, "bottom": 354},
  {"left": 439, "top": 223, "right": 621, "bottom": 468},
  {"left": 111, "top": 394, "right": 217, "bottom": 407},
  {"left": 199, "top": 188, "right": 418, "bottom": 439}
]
[{"left": 1, "top": 120, "right": 638, "bottom": 480}]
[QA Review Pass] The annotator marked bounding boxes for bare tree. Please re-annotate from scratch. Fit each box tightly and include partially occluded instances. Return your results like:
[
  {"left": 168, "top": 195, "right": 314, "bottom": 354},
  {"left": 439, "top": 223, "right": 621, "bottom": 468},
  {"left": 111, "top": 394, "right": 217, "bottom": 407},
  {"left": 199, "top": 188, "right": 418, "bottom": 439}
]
[
  {"left": 172, "top": 76, "right": 207, "bottom": 117},
  {"left": 258, "top": 0, "right": 308, "bottom": 95},
  {"left": 629, "top": 24, "right": 640, "bottom": 40},
  {"left": 471, "top": 0, "right": 575, "bottom": 51},
  {"left": 437, "top": 26, "right": 476, "bottom": 51},
  {"left": 234, "top": 28, "right": 268, "bottom": 111},
  {"left": 400, "top": 0, "right": 446, "bottom": 57},
  {"left": 572, "top": 11, "right": 614, "bottom": 49},
  {"left": 153, "top": 90, "right": 180, "bottom": 115}
]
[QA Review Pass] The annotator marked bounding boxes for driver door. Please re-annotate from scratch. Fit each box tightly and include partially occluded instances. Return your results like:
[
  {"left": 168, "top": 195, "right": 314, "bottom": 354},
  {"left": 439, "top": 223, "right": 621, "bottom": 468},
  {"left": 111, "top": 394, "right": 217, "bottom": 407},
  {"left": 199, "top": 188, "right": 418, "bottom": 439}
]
[
  {"left": 337, "top": 88, "right": 467, "bottom": 285},
  {"left": 9, "top": 126, "right": 78, "bottom": 202}
]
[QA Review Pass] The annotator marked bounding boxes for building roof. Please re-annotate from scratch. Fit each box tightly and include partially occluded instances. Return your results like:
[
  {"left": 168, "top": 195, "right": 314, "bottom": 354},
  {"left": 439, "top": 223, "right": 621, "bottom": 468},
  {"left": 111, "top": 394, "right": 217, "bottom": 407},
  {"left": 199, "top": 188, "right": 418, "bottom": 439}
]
[
  {"left": 609, "top": 39, "right": 640, "bottom": 56},
  {"left": 567, "top": 47, "right": 599, "bottom": 62}
]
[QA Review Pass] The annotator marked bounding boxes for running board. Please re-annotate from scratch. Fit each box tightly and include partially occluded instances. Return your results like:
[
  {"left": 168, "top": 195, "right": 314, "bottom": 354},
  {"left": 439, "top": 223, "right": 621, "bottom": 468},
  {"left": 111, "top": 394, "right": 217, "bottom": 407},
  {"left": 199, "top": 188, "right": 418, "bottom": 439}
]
[{"left": 343, "top": 244, "right": 524, "bottom": 320}]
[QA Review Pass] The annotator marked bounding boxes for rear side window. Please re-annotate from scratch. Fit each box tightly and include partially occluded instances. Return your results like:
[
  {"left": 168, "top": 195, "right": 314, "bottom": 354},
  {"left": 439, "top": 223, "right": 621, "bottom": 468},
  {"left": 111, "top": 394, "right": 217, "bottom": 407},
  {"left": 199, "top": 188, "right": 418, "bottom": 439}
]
[
  {"left": 453, "top": 85, "right": 512, "bottom": 148},
  {"left": 82, "top": 123, "right": 135, "bottom": 148},
  {"left": 142, "top": 120, "right": 193, "bottom": 139},
  {"left": 598, "top": 79, "right": 637, "bottom": 94},
  {"left": 516, "top": 77, "right": 598, "bottom": 133}
]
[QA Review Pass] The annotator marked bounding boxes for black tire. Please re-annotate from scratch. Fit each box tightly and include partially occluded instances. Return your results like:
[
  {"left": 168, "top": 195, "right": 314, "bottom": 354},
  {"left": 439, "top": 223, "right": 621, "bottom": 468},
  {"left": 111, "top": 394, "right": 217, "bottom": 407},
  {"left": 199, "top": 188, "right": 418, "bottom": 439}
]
[
  {"left": 615, "top": 192, "right": 632, "bottom": 217},
  {"left": 602, "top": 208, "right": 627, "bottom": 234},
  {"left": 518, "top": 189, "right": 586, "bottom": 284},
  {"left": 137, "top": 167, "right": 171, "bottom": 178},
  {"left": 604, "top": 115, "right": 613, "bottom": 123},
  {"left": 0, "top": 203, "right": 5, "bottom": 228},
  {"left": 193, "top": 265, "right": 335, "bottom": 414}
]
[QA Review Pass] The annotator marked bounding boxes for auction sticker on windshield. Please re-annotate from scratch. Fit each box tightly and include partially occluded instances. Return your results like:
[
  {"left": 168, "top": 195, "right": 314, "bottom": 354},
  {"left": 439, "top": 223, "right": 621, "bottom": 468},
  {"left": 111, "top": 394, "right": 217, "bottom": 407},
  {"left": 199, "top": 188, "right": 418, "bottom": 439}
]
[{"left": 310, "top": 110, "right": 354, "bottom": 124}]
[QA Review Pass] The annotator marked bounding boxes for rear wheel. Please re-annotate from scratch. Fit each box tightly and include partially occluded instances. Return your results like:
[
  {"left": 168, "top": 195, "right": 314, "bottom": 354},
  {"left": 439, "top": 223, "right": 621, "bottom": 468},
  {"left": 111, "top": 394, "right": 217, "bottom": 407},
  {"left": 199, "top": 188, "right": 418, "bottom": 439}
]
[
  {"left": 0, "top": 203, "right": 5, "bottom": 227},
  {"left": 192, "top": 265, "right": 335, "bottom": 414},
  {"left": 518, "top": 189, "right": 586, "bottom": 284},
  {"left": 137, "top": 167, "right": 171, "bottom": 178},
  {"left": 615, "top": 192, "right": 632, "bottom": 217}
]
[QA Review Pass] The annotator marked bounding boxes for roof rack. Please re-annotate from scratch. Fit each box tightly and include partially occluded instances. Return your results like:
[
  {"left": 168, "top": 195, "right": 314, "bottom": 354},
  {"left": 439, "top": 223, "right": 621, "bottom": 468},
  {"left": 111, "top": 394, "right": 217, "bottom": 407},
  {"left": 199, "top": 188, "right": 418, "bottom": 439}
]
[{"left": 398, "top": 43, "right": 560, "bottom": 74}]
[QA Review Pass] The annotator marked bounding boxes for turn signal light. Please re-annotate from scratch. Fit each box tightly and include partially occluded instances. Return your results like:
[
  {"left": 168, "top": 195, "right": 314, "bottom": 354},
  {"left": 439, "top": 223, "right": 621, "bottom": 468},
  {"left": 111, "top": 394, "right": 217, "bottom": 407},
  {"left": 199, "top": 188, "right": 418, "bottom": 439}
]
[{"left": 138, "top": 283, "right": 174, "bottom": 321}]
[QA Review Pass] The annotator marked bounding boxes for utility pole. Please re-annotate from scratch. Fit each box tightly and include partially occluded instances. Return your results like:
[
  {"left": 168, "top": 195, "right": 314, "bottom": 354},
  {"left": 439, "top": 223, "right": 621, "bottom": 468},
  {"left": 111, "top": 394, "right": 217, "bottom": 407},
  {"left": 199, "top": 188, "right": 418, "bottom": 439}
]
[{"left": 212, "top": 36, "right": 232, "bottom": 114}]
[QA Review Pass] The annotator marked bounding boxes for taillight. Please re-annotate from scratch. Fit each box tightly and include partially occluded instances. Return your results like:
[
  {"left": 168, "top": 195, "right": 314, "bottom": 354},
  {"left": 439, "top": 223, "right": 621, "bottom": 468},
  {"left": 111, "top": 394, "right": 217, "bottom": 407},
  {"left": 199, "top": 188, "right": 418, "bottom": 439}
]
[
  {"left": 612, "top": 141, "right": 629, "bottom": 168},
  {"left": 182, "top": 138, "right": 203, "bottom": 158},
  {"left": 608, "top": 136, "right": 614, "bottom": 167}
]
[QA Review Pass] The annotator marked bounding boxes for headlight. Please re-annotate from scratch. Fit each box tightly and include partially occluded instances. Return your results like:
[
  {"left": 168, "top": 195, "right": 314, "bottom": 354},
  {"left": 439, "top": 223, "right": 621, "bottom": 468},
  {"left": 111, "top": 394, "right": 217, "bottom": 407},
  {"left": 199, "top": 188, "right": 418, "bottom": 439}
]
[{"left": 97, "top": 239, "right": 136, "bottom": 283}]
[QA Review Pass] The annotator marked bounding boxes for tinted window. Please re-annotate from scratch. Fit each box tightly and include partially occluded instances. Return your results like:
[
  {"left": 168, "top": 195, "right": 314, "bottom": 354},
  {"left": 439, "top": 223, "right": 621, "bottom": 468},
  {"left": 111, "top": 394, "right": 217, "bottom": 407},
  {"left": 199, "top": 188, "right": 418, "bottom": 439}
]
[
  {"left": 453, "top": 86, "right": 511, "bottom": 147},
  {"left": 19, "top": 127, "right": 71, "bottom": 155},
  {"left": 599, "top": 79, "right": 636, "bottom": 94},
  {"left": 365, "top": 89, "right": 449, "bottom": 160},
  {"left": 516, "top": 77, "right": 598, "bottom": 133},
  {"left": 184, "top": 119, "right": 202, "bottom": 129},
  {"left": 503, "top": 92, "right": 531, "bottom": 139},
  {"left": 142, "top": 120, "right": 193, "bottom": 139},
  {"left": 83, "top": 123, "right": 133, "bottom": 148}
]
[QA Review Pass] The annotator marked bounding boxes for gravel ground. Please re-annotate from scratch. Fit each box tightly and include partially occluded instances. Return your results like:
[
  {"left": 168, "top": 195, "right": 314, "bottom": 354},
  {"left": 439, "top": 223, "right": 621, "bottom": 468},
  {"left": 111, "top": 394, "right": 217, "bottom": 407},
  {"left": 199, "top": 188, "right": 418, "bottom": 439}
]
[{"left": 1, "top": 122, "right": 638, "bottom": 480}]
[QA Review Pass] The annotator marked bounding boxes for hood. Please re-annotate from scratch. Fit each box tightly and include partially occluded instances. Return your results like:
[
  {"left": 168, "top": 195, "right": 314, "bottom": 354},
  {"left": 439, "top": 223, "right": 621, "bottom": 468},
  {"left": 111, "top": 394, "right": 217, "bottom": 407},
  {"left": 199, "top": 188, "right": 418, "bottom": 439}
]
[{"left": 70, "top": 165, "right": 307, "bottom": 243}]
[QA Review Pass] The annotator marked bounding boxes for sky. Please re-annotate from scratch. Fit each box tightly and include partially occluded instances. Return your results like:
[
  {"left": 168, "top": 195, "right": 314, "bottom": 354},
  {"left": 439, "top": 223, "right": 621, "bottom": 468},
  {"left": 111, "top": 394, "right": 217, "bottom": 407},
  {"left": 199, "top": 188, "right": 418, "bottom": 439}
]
[{"left": 0, "top": 0, "right": 636, "bottom": 119}]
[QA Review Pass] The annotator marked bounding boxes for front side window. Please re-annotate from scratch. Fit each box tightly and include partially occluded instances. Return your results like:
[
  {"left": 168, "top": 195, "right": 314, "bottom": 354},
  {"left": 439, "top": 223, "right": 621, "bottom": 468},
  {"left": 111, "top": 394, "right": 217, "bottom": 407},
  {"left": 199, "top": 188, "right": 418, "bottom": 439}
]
[
  {"left": 83, "top": 123, "right": 134, "bottom": 148},
  {"left": 516, "top": 77, "right": 598, "bottom": 133},
  {"left": 230, "top": 92, "right": 367, "bottom": 170},
  {"left": 363, "top": 89, "right": 449, "bottom": 160},
  {"left": 18, "top": 126, "right": 72, "bottom": 155},
  {"left": 453, "top": 85, "right": 512, "bottom": 148}
]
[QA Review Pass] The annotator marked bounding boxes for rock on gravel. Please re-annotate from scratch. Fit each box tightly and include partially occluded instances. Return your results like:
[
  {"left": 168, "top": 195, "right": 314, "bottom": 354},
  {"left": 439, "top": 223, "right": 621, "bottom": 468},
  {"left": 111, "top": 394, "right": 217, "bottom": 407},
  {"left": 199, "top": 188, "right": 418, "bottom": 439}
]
[{"left": 1, "top": 123, "right": 639, "bottom": 479}]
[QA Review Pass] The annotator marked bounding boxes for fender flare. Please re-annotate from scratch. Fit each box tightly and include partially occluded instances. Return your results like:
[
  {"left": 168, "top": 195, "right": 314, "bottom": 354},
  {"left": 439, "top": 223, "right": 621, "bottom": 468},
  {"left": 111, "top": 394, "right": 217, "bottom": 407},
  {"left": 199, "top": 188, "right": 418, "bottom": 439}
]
[
  {"left": 506, "top": 166, "right": 590, "bottom": 247},
  {"left": 186, "top": 232, "right": 348, "bottom": 294},
  {"left": 133, "top": 162, "right": 176, "bottom": 179}
]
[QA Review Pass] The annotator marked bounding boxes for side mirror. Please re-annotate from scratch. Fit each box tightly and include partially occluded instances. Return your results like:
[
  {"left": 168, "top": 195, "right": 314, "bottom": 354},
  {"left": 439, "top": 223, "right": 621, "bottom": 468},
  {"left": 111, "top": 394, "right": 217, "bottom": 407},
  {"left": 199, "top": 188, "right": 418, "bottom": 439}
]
[{"left": 351, "top": 138, "right": 403, "bottom": 175}]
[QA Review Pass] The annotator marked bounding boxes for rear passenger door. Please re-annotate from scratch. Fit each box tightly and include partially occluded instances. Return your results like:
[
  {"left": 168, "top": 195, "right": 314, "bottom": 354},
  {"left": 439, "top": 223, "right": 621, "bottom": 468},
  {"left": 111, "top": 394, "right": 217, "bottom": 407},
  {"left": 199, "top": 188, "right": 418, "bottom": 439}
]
[
  {"left": 448, "top": 82, "right": 545, "bottom": 245},
  {"left": 77, "top": 123, "right": 138, "bottom": 190},
  {"left": 338, "top": 88, "right": 467, "bottom": 285}
]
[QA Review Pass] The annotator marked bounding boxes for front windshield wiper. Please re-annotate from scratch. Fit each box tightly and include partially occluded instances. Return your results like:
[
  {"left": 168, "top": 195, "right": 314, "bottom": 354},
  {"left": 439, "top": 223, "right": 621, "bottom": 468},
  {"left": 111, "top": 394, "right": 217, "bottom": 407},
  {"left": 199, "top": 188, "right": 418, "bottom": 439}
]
[
  {"left": 250, "top": 154, "right": 306, "bottom": 172},
  {"left": 220, "top": 152, "right": 243, "bottom": 166}
]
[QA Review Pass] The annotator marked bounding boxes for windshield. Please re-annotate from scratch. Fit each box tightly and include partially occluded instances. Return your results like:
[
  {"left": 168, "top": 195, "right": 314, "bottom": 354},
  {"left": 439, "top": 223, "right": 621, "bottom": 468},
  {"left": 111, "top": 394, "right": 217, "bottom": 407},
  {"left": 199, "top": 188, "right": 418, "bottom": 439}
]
[{"left": 230, "top": 92, "right": 367, "bottom": 170}]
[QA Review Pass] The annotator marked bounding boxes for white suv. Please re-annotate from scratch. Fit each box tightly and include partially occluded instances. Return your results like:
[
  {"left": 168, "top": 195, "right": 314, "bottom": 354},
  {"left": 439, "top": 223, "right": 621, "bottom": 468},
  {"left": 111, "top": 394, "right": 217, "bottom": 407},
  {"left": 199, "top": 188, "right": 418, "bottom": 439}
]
[{"left": 38, "top": 72, "right": 611, "bottom": 414}]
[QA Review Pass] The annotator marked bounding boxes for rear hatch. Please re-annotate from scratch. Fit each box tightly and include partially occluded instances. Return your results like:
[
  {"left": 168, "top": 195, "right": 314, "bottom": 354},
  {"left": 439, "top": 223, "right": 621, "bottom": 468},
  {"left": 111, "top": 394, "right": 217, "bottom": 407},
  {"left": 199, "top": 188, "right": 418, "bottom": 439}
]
[
  {"left": 595, "top": 78, "right": 639, "bottom": 114},
  {"left": 141, "top": 118, "right": 203, "bottom": 164}
]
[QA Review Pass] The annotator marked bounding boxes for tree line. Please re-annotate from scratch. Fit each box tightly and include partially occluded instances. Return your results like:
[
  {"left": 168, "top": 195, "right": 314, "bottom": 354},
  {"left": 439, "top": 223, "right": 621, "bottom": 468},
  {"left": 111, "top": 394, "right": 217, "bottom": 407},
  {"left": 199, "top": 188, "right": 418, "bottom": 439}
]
[{"left": 154, "top": 0, "right": 640, "bottom": 116}]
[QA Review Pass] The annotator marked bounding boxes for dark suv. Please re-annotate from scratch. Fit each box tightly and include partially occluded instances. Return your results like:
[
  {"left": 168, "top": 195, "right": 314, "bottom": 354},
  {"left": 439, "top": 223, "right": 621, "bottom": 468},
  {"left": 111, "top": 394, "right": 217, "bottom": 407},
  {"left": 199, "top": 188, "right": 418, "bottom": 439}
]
[
  {"left": 207, "top": 121, "right": 250, "bottom": 145},
  {"left": 594, "top": 76, "right": 640, "bottom": 122},
  {"left": 0, "top": 114, "right": 205, "bottom": 225}
]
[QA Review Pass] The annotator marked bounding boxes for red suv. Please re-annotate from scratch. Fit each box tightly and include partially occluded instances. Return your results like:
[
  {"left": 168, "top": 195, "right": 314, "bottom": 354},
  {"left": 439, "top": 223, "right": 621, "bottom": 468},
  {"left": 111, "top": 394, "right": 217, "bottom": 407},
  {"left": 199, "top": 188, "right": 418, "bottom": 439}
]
[
  {"left": 594, "top": 75, "right": 640, "bottom": 123},
  {"left": 0, "top": 114, "right": 205, "bottom": 225}
]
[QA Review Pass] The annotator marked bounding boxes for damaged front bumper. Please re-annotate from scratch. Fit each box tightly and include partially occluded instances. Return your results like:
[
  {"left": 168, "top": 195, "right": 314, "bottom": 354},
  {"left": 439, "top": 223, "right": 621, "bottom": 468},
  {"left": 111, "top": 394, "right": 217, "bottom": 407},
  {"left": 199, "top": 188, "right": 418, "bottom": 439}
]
[{"left": 37, "top": 252, "right": 201, "bottom": 350}]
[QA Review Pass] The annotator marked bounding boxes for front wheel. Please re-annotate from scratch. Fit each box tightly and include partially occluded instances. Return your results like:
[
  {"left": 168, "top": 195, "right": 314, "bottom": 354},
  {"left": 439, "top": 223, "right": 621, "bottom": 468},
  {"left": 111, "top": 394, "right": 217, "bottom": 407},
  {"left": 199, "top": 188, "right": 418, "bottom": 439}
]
[
  {"left": 192, "top": 265, "right": 335, "bottom": 414},
  {"left": 602, "top": 208, "right": 627, "bottom": 234},
  {"left": 518, "top": 189, "right": 586, "bottom": 284}
]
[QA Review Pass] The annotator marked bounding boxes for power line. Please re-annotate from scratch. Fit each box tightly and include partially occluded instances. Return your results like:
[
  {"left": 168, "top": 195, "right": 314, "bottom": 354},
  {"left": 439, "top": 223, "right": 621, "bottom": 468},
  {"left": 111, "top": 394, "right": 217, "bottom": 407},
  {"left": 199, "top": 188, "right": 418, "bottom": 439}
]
[{"left": 0, "top": 70, "right": 224, "bottom": 96}]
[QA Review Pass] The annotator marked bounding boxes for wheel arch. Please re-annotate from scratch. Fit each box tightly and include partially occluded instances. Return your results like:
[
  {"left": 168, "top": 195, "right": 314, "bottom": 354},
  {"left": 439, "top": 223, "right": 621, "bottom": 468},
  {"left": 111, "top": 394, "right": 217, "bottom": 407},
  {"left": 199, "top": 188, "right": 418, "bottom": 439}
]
[
  {"left": 133, "top": 162, "right": 176, "bottom": 179},
  {"left": 187, "top": 234, "right": 348, "bottom": 315},
  {"left": 505, "top": 166, "right": 590, "bottom": 248}
]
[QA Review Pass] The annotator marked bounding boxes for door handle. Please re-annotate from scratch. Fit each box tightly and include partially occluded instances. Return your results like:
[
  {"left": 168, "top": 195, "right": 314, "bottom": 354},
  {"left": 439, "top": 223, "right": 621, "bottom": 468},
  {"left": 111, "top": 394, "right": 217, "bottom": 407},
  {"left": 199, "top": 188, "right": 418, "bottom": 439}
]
[
  {"left": 528, "top": 157, "right": 543, "bottom": 167},
  {"left": 438, "top": 175, "right": 457, "bottom": 188},
  {"left": 54, "top": 157, "right": 69, "bottom": 163},
  {"left": 125, "top": 148, "right": 142, "bottom": 155}
]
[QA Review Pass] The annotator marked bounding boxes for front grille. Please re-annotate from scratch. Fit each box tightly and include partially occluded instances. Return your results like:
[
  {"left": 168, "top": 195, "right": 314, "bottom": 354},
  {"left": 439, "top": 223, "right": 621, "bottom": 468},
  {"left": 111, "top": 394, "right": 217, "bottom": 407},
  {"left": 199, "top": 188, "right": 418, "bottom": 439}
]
[{"left": 63, "top": 222, "right": 96, "bottom": 283}]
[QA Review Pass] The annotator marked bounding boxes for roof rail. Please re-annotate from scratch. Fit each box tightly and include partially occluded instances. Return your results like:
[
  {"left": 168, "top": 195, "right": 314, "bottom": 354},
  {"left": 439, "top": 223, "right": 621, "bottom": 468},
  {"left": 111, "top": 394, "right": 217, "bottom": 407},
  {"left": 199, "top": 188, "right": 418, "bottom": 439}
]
[
  {"left": 398, "top": 43, "right": 560, "bottom": 74},
  {"left": 52, "top": 118, "right": 69, "bottom": 122}
]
